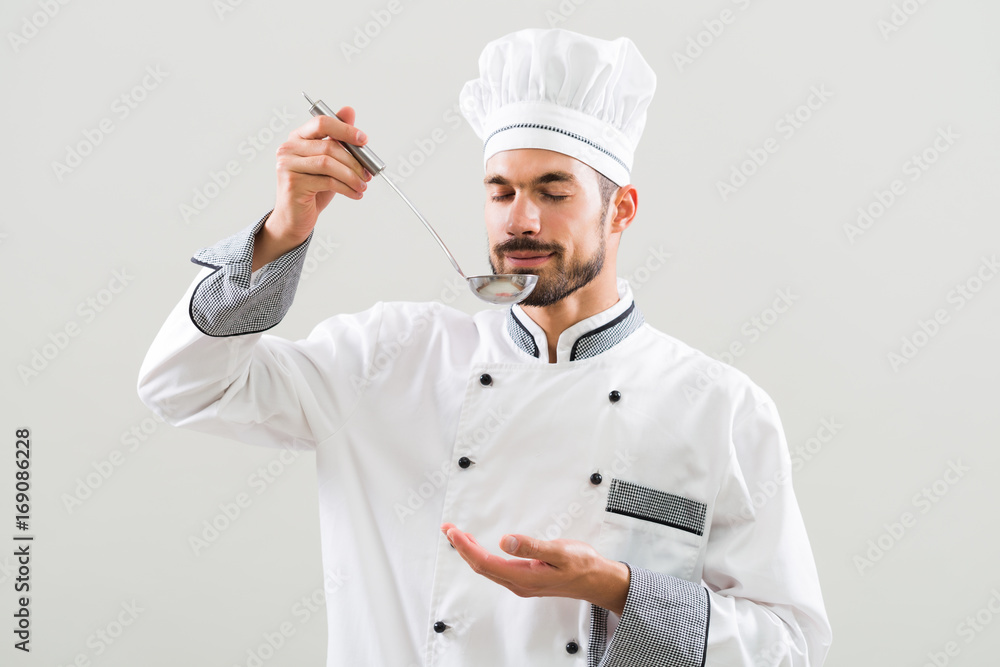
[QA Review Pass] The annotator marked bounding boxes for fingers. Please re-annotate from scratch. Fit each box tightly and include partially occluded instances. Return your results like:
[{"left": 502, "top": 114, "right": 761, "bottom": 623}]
[
  {"left": 268, "top": 105, "right": 372, "bottom": 237},
  {"left": 275, "top": 130, "right": 371, "bottom": 206},
  {"left": 441, "top": 524, "right": 611, "bottom": 606},
  {"left": 282, "top": 106, "right": 371, "bottom": 181},
  {"left": 295, "top": 108, "right": 367, "bottom": 146},
  {"left": 500, "top": 533, "right": 565, "bottom": 566},
  {"left": 443, "top": 525, "right": 492, "bottom": 566},
  {"left": 442, "top": 524, "right": 485, "bottom": 549},
  {"left": 279, "top": 153, "right": 368, "bottom": 199},
  {"left": 443, "top": 525, "right": 566, "bottom": 567},
  {"left": 451, "top": 534, "right": 523, "bottom": 581},
  {"left": 278, "top": 134, "right": 370, "bottom": 188},
  {"left": 443, "top": 525, "right": 550, "bottom": 578},
  {"left": 333, "top": 105, "right": 356, "bottom": 128}
]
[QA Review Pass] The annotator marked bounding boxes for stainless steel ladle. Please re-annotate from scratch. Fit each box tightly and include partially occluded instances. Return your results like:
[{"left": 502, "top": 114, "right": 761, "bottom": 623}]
[{"left": 302, "top": 92, "right": 538, "bottom": 305}]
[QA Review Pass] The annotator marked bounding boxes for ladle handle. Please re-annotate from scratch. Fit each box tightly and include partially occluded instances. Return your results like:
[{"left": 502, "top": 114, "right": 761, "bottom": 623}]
[
  {"left": 375, "top": 171, "right": 467, "bottom": 279},
  {"left": 301, "top": 91, "right": 467, "bottom": 280},
  {"left": 303, "top": 92, "right": 386, "bottom": 177}
]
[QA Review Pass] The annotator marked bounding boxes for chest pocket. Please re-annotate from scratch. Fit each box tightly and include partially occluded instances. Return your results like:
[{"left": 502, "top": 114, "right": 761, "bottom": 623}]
[{"left": 597, "top": 478, "right": 706, "bottom": 582}]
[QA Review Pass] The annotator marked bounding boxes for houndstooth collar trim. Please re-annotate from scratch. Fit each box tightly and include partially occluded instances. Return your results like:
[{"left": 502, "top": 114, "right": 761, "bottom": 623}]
[{"left": 504, "top": 277, "right": 644, "bottom": 363}]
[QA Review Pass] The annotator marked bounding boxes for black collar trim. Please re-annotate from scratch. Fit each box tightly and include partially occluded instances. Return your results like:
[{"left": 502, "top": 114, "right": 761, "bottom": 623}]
[
  {"left": 570, "top": 302, "right": 643, "bottom": 361},
  {"left": 506, "top": 308, "right": 540, "bottom": 358},
  {"left": 505, "top": 302, "right": 644, "bottom": 361}
]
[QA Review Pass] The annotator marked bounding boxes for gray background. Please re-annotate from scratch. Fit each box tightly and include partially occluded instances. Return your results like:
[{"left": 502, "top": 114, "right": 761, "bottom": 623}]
[{"left": 2, "top": 0, "right": 998, "bottom": 665}]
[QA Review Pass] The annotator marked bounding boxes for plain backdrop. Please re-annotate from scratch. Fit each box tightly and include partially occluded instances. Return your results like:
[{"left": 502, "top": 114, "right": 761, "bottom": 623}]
[{"left": 2, "top": 0, "right": 999, "bottom": 665}]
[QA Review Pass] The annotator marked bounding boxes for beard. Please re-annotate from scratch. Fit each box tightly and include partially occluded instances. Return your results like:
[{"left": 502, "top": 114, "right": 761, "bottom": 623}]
[{"left": 488, "top": 215, "right": 607, "bottom": 307}]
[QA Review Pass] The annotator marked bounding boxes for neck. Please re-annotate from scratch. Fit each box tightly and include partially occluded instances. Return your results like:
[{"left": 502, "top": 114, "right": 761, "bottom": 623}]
[{"left": 520, "top": 270, "right": 621, "bottom": 363}]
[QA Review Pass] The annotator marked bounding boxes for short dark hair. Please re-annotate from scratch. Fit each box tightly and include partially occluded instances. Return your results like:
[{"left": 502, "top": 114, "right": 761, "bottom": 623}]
[{"left": 595, "top": 169, "right": 619, "bottom": 218}]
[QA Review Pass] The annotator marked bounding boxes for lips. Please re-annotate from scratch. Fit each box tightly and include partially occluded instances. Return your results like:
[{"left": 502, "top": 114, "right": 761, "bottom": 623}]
[{"left": 506, "top": 252, "right": 553, "bottom": 267}]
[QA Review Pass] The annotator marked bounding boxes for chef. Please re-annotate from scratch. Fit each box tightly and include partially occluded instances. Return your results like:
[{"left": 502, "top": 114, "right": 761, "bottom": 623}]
[{"left": 138, "top": 27, "right": 831, "bottom": 667}]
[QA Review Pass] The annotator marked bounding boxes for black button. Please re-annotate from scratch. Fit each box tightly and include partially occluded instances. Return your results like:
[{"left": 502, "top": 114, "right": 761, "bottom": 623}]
[
  {"left": 433, "top": 621, "right": 448, "bottom": 633},
  {"left": 458, "top": 456, "right": 472, "bottom": 469},
  {"left": 590, "top": 472, "right": 602, "bottom": 485},
  {"left": 609, "top": 390, "right": 621, "bottom": 403},
  {"left": 566, "top": 641, "right": 579, "bottom": 654},
  {"left": 480, "top": 373, "right": 493, "bottom": 386}
]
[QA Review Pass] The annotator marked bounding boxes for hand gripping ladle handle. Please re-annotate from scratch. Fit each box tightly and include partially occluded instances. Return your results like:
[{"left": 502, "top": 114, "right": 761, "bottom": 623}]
[{"left": 302, "top": 91, "right": 468, "bottom": 279}]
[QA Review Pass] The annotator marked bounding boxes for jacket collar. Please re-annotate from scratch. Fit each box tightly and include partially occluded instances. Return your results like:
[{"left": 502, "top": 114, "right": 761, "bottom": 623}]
[{"left": 505, "top": 277, "right": 644, "bottom": 363}]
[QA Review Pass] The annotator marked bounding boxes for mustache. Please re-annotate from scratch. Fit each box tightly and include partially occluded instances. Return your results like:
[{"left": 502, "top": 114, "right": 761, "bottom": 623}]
[{"left": 493, "top": 237, "right": 563, "bottom": 255}]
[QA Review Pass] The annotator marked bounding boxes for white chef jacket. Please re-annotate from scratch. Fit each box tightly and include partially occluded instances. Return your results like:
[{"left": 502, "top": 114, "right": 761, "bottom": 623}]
[{"left": 137, "top": 213, "right": 832, "bottom": 666}]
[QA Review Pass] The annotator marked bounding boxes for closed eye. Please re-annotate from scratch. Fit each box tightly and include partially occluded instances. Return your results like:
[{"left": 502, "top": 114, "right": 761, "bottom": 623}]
[{"left": 490, "top": 193, "right": 568, "bottom": 202}]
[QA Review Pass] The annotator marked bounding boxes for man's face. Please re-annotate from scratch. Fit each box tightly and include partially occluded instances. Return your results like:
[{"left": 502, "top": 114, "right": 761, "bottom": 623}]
[{"left": 484, "top": 149, "right": 611, "bottom": 307}]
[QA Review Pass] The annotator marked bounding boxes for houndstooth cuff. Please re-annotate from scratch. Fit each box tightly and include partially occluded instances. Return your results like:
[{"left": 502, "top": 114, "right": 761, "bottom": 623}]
[
  {"left": 188, "top": 210, "right": 314, "bottom": 337},
  {"left": 592, "top": 565, "right": 710, "bottom": 667}
]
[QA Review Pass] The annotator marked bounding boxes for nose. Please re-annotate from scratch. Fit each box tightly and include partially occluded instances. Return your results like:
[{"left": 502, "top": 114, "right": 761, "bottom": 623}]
[{"left": 505, "top": 192, "right": 541, "bottom": 236}]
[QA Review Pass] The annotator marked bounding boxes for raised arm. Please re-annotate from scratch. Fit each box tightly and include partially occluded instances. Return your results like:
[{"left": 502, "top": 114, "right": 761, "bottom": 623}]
[{"left": 137, "top": 107, "right": 382, "bottom": 450}]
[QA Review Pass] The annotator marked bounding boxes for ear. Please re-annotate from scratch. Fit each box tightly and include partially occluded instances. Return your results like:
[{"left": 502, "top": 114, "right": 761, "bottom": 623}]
[{"left": 608, "top": 185, "right": 637, "bottom": 234}]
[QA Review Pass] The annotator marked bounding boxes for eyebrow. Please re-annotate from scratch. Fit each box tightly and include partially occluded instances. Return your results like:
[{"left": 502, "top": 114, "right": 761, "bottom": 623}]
[{"left": 483, "top": 170, "right": 578, "bottom": 187}]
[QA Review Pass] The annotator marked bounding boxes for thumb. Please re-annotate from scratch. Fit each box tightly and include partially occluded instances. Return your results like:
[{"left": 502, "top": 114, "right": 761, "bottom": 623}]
[{"left": 500, "top": 534, "right": 538, "bottom": 557}]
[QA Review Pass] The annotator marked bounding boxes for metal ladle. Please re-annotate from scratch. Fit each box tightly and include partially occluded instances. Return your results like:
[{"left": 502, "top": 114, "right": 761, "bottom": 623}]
[{"left": 302, "top": 92, "right": 538, "bottom": 305}]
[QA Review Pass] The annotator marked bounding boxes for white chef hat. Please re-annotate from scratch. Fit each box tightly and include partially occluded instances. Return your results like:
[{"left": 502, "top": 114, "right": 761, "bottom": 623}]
[{"left": 459, "top": 28, "right": 656, "bottom": 187}]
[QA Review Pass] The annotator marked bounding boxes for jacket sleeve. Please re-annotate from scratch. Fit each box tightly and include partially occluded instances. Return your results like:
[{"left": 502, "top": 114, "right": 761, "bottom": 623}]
[
  {"left": 136, "top": 211, "right": 385, "bottom": 450},
  {"left": 595, "top": 399, "right": 832, "bottom": 667}
]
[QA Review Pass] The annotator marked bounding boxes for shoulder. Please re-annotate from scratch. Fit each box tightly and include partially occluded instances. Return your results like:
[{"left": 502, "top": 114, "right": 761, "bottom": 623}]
[
  {"left": 632, "top": 320, "right": 772, "bottom": 420},
  {"left": 376, "top": 299, "right": 482, "bottom": 330},
  {"left": 303, "top": 299, "right": 506, "bottom": 353},
  {"left": 308, "top": 299, "right": 475, "bottom": 329},
  {"left": 372, "top": 300, "right": 488, "bottom": 357}
]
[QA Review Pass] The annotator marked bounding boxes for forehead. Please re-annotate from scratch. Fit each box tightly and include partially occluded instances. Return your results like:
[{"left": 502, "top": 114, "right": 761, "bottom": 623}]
[{"left": 484, "top": 148, "right": 593, "bottom": 186}]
